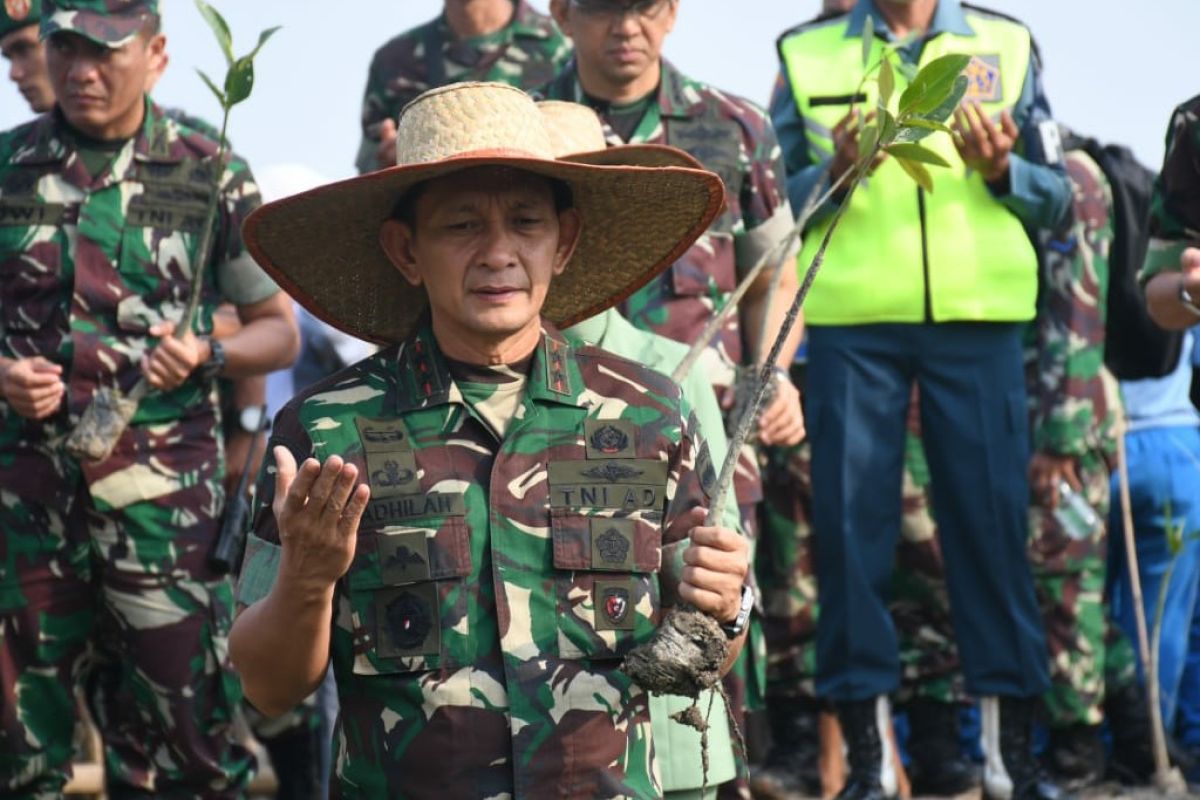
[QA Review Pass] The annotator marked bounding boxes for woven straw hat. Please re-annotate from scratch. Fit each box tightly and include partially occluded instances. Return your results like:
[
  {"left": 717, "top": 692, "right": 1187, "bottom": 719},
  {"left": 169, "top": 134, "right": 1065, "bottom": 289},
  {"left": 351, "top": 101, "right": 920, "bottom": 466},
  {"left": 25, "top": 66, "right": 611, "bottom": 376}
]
[
  {"left": 537, "top": 100, "right": 706, "bottom": 171},
  {"left": 243, "top": 82, "right": 724, "bottom": 345}
]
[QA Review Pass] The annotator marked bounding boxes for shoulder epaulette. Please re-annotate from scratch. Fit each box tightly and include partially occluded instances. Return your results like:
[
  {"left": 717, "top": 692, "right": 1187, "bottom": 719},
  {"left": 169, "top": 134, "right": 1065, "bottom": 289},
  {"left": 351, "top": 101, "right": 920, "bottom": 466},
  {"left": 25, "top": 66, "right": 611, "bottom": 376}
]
[{"left": 774, "top": 9, "right": 850, "bottom": 58}]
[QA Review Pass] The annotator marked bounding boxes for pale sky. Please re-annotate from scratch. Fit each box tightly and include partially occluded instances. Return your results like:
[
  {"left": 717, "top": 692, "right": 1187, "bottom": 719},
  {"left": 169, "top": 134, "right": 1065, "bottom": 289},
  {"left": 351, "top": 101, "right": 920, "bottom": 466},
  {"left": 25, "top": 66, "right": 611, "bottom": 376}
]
[{"left": 1, "top": 0, "right": 1195, "bottom": 185}]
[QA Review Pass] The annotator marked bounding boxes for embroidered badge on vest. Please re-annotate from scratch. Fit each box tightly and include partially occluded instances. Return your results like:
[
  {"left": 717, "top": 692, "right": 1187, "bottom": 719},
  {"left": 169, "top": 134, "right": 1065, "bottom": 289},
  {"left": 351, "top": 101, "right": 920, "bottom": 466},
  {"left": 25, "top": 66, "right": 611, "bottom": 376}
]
[
  {"left": 595, "top": 578, "right": 636, "bottom": 631},
  {"left": 590, "top": 518, "right": 635, "bottom": 571},
  {"left": 585, "top": 419, "right": 636, "bottom": 459},
  {"left": 376, "top": 582, "right": 440, "bottom": 658},
  {"left": 963, "top": 55, "right": 1003, "bottom": 103}
]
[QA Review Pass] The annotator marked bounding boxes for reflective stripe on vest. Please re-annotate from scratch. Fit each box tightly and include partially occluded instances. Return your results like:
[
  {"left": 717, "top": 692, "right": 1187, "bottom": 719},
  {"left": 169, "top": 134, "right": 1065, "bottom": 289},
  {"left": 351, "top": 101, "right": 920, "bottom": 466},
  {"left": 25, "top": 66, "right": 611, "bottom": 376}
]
[{"left": 780, "top": 14, "right": 1037, "bottom": 324}]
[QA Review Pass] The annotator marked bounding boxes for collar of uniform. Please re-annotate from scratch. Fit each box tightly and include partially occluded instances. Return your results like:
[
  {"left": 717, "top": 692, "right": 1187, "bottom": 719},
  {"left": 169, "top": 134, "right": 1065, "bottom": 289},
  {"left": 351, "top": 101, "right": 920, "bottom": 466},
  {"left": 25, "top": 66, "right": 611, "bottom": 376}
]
[
  {"left": 395, "top": 319, "right": 585, "bottom": 413},
  {"left": 133, "top": 100, "right": 190, "bottom": 165},
  {"left": 656, "top": 59, "right": 704, "bottom": 120},
  {"left": 845, "top": 0, "right": 974, "bottom": 40},
  {"left": 13, "top": 97, "right": 184, "bottom": 170},
  {"left": 9, "top": 111, "right": 69, "bottom": 166},
  {"left": 557, "top": 58, "right": 700, "bottom": 121}
]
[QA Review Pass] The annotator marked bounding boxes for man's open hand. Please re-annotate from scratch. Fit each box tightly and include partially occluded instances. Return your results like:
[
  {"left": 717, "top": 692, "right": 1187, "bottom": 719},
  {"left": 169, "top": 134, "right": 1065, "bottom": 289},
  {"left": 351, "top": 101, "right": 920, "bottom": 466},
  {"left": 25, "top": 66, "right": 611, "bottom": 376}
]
[
  {"left": 679, "top": 508, "right": 750, "bottom": 624},
  {"left": 273, "top": 447, "right": 371, "bottom": 591}
]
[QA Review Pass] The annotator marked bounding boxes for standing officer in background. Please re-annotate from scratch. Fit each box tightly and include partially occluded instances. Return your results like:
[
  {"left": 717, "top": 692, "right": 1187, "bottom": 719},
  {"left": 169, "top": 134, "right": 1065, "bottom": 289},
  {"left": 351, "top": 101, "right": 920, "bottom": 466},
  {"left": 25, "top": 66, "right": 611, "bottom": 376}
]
[
  {"left": 540, "top": 3, "right": 805, "bottom": 795},
  {"left": 0, "top": 0, "right": 299, "bottom": 795},
  {"left": 1, "top": 0, "right": 52, "bottom": 113},
  {"left": 771, "top": 0, "right": 1072, "bottom": 798},
  {"left": 355, "top": 0, "right": 571, "bottom": 173}
]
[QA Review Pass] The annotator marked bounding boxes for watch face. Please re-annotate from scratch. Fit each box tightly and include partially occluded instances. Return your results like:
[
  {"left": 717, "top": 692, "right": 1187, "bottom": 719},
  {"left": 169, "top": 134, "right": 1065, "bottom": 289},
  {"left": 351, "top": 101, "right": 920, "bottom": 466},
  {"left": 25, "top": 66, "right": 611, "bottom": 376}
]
[{"left": 239, "top": 406, "right": 265, "bottom": 433}]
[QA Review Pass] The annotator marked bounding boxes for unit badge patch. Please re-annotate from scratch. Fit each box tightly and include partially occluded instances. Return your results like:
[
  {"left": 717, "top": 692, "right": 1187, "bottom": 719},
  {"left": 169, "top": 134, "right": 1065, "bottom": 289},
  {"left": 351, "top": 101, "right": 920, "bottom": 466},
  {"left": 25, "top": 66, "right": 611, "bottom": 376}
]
[
  {"left": 376, "top": 582, "right": 440, "bottom": 658},
  {"left": 595, "top": 578, "right": 636, "bottom": 631},
  {"left": 963, "top": 55, "right": 1002, "bottom": 103},
  {"left": 585, "top": 419, "right": 636, "bottom": 459},
  {"left": 4, "top": 0, "right": 31, "bottom": 21}
]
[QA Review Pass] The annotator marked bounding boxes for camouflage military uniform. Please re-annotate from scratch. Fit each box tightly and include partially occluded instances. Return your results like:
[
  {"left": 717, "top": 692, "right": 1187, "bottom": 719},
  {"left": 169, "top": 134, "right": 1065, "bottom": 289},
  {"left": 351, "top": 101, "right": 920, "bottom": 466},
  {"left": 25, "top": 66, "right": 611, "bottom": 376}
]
[
  {"left": 0, "top": 101, "right": 273, "bottom": 796},
  {"left": 355, "top": 0, "right": 570, "bottom": 173},
  {"left": 238, "top": 321, "right": 717, "bottom": 799},
  {"left": 542, "top": 60, "right": 794, "bottom": 796}
]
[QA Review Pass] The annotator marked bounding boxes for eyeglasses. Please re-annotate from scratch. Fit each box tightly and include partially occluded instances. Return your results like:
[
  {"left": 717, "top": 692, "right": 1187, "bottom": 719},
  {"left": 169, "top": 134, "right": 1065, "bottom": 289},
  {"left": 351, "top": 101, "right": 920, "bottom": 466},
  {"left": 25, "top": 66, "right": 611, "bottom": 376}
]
[{"left": 570, "top": 0, "right": 673, "bottom": 22}]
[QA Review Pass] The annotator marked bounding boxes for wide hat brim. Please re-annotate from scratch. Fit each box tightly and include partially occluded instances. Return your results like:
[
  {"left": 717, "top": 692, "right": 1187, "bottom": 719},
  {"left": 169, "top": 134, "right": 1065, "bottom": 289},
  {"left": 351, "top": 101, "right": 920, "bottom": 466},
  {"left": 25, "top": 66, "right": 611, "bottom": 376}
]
[{"left": 243, "top": 150, "right": 725, "bottom": 345}]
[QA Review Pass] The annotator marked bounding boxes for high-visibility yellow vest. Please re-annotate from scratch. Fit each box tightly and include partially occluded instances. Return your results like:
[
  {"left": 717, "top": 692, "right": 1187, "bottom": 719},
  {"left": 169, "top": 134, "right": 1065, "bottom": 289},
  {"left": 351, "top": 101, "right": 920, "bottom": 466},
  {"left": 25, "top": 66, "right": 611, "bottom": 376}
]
[{"left": 779, "top": 13, "right": 1038, "bottom": 324}]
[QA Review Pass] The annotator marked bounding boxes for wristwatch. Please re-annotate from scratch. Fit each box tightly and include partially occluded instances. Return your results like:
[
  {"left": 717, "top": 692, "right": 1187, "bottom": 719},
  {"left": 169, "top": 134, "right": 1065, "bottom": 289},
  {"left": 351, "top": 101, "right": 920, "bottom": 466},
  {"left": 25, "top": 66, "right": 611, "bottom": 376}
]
[
  {"left": 720, "top": 583, "right": 755, "bottom": 640},
  {"left": 198, "top": 337, "right": 227, "bottom": 382},
  {"left": 1180, "top": 278, "right": 1200, "bottom": 317},
  {"left": 234, "top": 405, "right": 269, "bottom": 435}
]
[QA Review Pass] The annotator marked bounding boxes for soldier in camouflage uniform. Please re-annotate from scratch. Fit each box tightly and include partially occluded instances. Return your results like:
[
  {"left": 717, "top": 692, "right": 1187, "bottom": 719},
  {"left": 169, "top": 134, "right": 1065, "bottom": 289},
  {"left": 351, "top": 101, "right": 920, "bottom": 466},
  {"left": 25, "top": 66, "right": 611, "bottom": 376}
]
[
  {"left": 541, "top": 7, "right": 804, "bottom": 794},
  {"left": 2, "top": 0, "right": 53, "bottom": 114},
  {"left": 356, "top": 0, "right": 571, "bottom": 173},
  {"left": 231, "top": 82, "right": 752, "bottom": 799},
  {"left": 885, "top": 149, "right": 1130, "bottom": 791},
  {"left": 0, "top": 1, "right": 300, "bottom": 795}
]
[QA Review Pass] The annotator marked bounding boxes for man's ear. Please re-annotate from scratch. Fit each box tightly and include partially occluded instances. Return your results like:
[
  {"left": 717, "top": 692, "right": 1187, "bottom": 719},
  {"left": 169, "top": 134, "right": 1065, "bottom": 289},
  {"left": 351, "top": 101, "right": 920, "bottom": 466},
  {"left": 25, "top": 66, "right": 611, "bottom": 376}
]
[
  {"left": 379, "top": 219, "right": 423, "bottom": 287},
  {"left": 553, "top": 207, "right": 582, "bottom": 276},
  {"left": 548, "top": 0, "right": 572, "bottom": 37}
]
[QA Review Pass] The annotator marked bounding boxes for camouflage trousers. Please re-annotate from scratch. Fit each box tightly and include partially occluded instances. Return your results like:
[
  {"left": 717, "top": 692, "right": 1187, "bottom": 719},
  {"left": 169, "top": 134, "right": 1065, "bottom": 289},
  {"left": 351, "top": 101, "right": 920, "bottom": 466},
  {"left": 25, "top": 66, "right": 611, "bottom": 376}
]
[{"left": 0, "top": 478, "right": 253, "bottom": 798}]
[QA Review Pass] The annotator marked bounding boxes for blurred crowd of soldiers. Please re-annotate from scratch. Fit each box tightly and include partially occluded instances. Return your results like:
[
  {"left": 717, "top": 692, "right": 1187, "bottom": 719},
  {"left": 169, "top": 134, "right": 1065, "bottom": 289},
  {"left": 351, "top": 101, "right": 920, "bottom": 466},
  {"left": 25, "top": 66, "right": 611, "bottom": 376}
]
[{"left": 2, "top": 0, "right": 1200, "bottom": 799}]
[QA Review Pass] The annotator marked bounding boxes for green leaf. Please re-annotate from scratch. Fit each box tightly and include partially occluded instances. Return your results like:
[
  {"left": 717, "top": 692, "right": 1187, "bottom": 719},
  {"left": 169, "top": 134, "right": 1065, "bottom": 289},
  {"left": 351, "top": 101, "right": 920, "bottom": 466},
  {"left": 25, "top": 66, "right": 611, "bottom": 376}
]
[
  {"left": 895, "top": 156, "right": 934, "bottom": 193},
  {"left": 898, "top": 53, "right": 971, "bottom": 116},
  {"left": 245, "top": 25, "right": 281, "bottom": 62},
  {"left": 194, "top": 0, "right": 234, "bottom": 66},
  {"left": 877, "top": 107, "right": 897, "bottom": 147},
  {"left": 903, "top": 116, "right": 954, "bottom": 135},
  {"left": 878, "top": 57, "right": 894, "bottom": 108},
  {"left": 916, "top": 74, "right": 969, "bottom": 125},
  {"left": 196, "top": 68, "right": 226, "bottom": 108},
  {"left": 224, "top": 56, "right": 254, "bottom": 106},
  {"left": 885, "top": 142, "right": 951, "bottom": 168},
  {"left": 861, "top": 14, "right": 874, "bottom": 68},
  {"left": 892, "top": 126, "right": 933, "bottom": 144},
  {"left": 858, "top": 122, "right": 879, "bottom": 165}
]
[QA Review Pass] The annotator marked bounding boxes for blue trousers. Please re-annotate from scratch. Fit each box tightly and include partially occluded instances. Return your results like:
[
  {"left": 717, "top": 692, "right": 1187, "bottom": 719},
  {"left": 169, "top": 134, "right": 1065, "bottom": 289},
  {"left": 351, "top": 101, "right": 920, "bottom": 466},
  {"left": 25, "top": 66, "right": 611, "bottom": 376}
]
[
  {"left": 807, "top": 323, "right": 1049, "bottom": 701},
  {"left": 1107, "top": 425, "right": 1200, "bottom": 746}
]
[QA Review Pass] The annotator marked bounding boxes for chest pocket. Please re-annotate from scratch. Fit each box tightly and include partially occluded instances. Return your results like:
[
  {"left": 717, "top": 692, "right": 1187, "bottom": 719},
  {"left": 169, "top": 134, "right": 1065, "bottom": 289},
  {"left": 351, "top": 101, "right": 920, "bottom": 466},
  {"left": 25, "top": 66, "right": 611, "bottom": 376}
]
[
  {"left": 665, "top": 117, "right": 742, "bottom": 298},
  {"left": 343, "top": 514, "right": 473, "bottom": 676},
  {"left": 116, "top": 171, "right": 211, "bottom": 334},
  {"left": 548, "top": 457, "right": 667, "bottom": 661},
  {"left": 0, "top": 199, "right": 67, "bottom": 337}
]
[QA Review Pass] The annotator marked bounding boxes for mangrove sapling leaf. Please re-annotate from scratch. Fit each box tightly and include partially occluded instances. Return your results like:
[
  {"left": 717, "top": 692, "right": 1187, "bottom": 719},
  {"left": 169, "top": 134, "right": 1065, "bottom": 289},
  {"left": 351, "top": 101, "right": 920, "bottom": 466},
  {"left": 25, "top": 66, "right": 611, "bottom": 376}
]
[
  {"left": 861, "top": 14, "right": 875, "bottom": 66},
  {"left": 225, "top": 57, "right": 255, "bottom": 105},
  {"left": 196, "top": 69, "right": 225, "bottom": 107},
  {"left": 917, "top": 74, "right": 970, "bottom": 125},
  {"left": 885, "top": 142, "right": 951, "bottom": 168},
  {"left": 194, "top": 0, "right": 233, "bottom": 65},
  {"left": 899, "top": 53, "right": 972, "bottom": 115},
  {"left": 895, "top": 157, "right": 934, "bottom": 192},
  {"left": 878, "top": 57, "right": 895, "bottom": 108}
]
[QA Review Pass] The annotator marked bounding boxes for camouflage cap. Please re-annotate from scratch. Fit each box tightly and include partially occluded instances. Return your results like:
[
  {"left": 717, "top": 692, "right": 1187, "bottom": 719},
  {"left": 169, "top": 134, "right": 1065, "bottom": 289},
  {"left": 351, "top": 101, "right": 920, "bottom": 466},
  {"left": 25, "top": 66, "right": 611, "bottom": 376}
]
[
  {"left": 41, "top": 0, "right": 156, "bottom": 48},
  {"left": 1, "top": 0, "right": 41, "bottom": 39}
]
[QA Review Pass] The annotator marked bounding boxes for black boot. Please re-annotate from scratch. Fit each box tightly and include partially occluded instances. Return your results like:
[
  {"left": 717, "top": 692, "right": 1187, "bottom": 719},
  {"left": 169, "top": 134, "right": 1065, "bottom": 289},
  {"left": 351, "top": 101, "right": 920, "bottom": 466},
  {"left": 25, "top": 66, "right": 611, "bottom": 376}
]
[
  {"left": 750, "top": 697, "right": 822, "bottom": 799},
  {"left": 1044, "top": 724, "right": 1104, "bottom": 789},
  {"left": 1104, "top": 681, "right": 1156, "bottom": 784},
  {"left": 905, "top": 699, "right": 978, "bottom": 795},
  {"left": 834, "top": 697, "right": 898, "bottom": 800},
  {"left": 982, "top": 696, "right": 1075, "bottom": 800}
]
